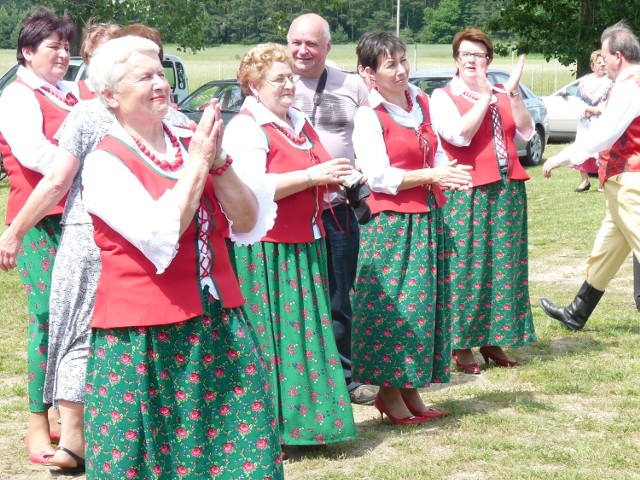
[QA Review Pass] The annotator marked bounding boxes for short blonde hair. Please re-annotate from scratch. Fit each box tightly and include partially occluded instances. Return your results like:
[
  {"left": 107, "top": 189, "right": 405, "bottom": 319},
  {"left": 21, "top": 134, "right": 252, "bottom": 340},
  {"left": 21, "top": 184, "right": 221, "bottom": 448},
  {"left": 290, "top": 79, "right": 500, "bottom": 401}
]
[
  {"left": 589, "top": 49, "right": 602, "bottom": 69},
  {"left": 237, "top": 43, "right": 294, "bottom": 95}
]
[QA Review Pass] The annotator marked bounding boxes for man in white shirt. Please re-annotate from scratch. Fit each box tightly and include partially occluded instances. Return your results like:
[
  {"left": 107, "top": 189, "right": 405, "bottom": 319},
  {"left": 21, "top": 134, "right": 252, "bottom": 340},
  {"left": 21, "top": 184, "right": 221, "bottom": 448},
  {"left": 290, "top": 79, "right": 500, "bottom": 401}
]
[
  {"left": 541, "top": 21, "right": 640, "bottom": 329},
  {"left": 287, "top": 13, "right": 377, "bottom": 405}
]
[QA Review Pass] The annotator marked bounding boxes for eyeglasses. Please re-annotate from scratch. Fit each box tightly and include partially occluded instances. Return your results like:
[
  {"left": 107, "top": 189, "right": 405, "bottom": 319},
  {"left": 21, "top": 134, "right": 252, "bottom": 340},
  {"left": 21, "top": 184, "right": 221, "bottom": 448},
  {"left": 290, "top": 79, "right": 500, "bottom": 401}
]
[
  {"left": 264, "top": 74, "right": 299, "bottom": 88},
  {"left": 457, "top": 51, "right": 490, "bottom": 62}
]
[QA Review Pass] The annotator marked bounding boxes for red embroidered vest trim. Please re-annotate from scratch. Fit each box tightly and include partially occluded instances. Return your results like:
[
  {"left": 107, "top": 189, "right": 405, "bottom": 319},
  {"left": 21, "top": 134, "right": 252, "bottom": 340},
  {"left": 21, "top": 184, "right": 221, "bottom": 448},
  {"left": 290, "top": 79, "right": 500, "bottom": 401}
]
[
  {"left": 439, "top": 85, "right": 529, "bottom": 187},
  {"left": 1, "top": 78, "right": 71, "bottom": 224},
  {"left": 367, "top": 92, "right": 444, "bottom": 215},
  {"left": 89, "top": 133, "right": 244, "bottom": 330},
  {"left": 239, "top": 110, "right": 332, "bottom": 243}
]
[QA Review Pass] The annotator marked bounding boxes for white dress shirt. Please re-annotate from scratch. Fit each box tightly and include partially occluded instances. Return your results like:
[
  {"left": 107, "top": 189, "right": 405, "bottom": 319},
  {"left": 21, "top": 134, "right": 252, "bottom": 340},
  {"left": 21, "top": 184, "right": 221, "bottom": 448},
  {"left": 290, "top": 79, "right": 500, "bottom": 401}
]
[{"left": 552, "top": 65, "right": 640, "bottom": 166}]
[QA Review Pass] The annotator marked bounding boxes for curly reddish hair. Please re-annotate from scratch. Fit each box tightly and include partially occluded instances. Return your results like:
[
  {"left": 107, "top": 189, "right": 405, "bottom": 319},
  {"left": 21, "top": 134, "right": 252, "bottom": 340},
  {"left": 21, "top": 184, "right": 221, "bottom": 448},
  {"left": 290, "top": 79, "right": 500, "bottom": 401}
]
[{"left": 237, "top": 43, "right": 294, "bottom": 95}]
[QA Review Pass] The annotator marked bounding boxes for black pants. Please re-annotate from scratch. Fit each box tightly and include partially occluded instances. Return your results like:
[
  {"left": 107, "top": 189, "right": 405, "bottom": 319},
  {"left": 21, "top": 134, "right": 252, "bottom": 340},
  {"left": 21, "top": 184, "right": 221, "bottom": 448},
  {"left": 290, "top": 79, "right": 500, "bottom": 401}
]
[{"left": 322, "top": 204, "right": 360, "bottom": 385}]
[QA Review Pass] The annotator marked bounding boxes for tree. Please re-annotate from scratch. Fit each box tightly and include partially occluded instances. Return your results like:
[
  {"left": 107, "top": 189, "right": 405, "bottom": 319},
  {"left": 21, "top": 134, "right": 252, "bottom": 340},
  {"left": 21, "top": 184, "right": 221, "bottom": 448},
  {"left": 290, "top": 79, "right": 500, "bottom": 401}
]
[
  {"left": 0, "top": 0, "right": 30, "bottom": 49},
  {"left": 420, "top": 0, "right": 464, "bottom": 44},
  {"left": 494, "top": 0, "right": 640, "bottom": 76},
  {"left": 30, "top": 0, "right": 208, "bottom": 53}
]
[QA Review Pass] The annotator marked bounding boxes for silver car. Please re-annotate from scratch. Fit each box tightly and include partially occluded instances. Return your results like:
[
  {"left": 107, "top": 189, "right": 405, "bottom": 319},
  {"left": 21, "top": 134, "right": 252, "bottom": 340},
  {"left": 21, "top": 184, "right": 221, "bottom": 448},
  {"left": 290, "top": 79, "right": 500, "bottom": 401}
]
[
  {"left": 409, "top": 68, "right": 550, "bottom": 166},
  {"left": 541, "top": 78, "right": 582, "bottom": 142}
]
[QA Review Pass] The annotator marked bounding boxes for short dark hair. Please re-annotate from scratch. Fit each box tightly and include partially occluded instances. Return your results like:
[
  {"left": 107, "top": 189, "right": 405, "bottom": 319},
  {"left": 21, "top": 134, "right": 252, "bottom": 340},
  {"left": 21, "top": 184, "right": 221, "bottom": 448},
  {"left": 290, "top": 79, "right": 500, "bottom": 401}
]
[
  {"left": 17, "top": 7, "right": 76, "bottom": 66},
  {"left": 112, "top": 24, "right": 164, "bottom": 62},
  {"left": 356, "top": 31, "right": 406, "bottom": 72}
]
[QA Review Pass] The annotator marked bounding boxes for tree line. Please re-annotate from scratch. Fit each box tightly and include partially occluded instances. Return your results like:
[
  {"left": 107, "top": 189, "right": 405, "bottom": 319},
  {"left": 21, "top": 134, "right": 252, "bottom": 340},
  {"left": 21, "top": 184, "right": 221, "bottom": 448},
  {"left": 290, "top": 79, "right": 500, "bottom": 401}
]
[{"left": 1, "top": 0, "right": 639, "bottom": 76}]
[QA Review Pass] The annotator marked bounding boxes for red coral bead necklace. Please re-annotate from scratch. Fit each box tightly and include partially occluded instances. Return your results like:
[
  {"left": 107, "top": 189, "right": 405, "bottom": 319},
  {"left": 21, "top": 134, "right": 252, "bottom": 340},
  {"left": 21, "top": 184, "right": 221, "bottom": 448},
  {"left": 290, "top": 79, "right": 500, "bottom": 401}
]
[
  {"left": 270, "top": 121, "right": 308, "bottom": 146},
  {"left": 132, "top": 124, "right": 184, "bottom": 171}
]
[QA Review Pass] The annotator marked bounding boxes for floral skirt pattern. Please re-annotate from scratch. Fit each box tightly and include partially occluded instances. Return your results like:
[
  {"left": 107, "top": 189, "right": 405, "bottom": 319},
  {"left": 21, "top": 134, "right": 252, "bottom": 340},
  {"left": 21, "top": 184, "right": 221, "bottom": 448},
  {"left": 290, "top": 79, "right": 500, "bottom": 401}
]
[
  {"left": 351, "top": 206, "right": 452, "bottom": 388},
  {"left": 16, "top": 214, "right": 62, "bottom": 412},
  {"left": 445, "top": 177, "right": 537, "bottom": 349},
  {"left": 233, "top": 239, "right": 356, "bottom": 446},
  {"left": 84, "top": 301, "right": 284, "bottom": 479}
]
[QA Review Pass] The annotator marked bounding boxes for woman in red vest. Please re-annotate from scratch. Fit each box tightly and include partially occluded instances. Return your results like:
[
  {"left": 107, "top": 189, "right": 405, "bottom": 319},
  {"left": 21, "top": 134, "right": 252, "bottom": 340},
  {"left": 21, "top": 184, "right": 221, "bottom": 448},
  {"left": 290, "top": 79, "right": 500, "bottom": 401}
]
[
  {"left": 0, "top": 7, "right": 76, "bottom": 465},
  {"left": 430, "top": 28, "right": 537, "bottom": 374},
  {"left": 80, "top": 37, "right": 283, "bottom": 478},
  {"left": 223, "top": 43, "right": 358, "bottom": 448},
  {"left": 352, "top": 31, "right": 472, "bottom": 424}
]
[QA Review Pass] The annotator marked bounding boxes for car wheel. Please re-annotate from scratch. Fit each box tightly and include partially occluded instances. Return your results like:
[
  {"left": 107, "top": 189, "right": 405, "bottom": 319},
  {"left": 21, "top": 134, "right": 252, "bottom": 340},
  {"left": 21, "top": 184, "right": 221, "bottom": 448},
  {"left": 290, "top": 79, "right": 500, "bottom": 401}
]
[{"left": 523, "top": 126, "right": 544, "bottom": 166}]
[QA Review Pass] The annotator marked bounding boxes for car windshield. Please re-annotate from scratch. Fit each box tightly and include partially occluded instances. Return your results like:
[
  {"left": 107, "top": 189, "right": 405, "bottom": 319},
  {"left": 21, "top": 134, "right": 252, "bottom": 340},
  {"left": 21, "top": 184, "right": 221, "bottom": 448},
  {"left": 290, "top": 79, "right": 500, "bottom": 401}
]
[
  {"left": 181, "top": 82, "right": 244, "bottom": 113},
  {"left": 409, "top": 77, "right": 452, "bottom": 96}
]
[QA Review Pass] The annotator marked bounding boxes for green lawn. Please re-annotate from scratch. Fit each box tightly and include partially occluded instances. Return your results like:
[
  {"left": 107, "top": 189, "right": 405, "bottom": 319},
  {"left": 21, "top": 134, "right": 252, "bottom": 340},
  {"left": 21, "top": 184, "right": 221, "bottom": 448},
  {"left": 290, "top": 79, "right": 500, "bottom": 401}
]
[{"left": 1, "top": 142, "right": 640, "bottom": 478}]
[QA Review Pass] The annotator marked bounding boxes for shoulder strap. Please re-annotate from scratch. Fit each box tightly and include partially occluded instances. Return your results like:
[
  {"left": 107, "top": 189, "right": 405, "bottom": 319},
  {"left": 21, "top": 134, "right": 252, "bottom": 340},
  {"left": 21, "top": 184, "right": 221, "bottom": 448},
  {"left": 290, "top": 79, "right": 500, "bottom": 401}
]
[{"left": 310, "top": 67, "right": 328, "bottom": 127}]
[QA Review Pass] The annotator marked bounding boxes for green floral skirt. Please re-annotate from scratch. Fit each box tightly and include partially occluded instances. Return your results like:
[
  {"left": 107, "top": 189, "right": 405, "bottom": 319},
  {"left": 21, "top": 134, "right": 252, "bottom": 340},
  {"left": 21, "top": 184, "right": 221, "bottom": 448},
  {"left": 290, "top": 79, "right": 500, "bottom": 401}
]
[
  {"left": 84, "top": 301, "right": 284, "bottom": 479},
  {"left": 445, "top": 177, "right": 537, "bottom": 349},
  {"left": 17, "top": 214, "right": 62, "bottom": 412},
  {"left": 233, "top": 239, "right": 356, "bottom": 446},
  {"left": 352, "top": 206, "right": 452, "bottom": 388}
]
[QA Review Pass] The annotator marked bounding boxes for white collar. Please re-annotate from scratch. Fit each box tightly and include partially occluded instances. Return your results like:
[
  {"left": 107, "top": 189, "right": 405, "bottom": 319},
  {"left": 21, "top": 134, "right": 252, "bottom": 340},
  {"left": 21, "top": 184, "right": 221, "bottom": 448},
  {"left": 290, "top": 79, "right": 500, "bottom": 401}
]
[
  {"left": 615, "top": 64, "right": 640, "bottom": 84},
  {"left": 17, "top": 65, "right": 72, "bottom": 94},
  {"left": 241, "top": 96, "right": 308, "bottom": 134}
]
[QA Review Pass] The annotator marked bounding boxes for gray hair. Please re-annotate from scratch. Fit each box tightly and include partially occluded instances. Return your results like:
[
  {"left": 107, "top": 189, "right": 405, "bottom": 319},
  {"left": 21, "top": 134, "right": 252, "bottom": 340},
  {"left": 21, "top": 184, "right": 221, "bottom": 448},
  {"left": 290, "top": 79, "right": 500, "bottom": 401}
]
[
  {"left": 287, "top": 13, "right": 331, "bottom": 44},
  {"left": 88, "top": 36, "right": 160, "bottom": 100},
  {"left": 601, "top": 21, "right": 640, "bottom": 63}
]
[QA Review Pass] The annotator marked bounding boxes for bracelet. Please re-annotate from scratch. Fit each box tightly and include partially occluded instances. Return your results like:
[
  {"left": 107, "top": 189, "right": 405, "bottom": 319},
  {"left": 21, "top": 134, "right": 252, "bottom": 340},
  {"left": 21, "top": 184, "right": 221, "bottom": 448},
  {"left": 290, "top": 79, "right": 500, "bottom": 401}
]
[
  {"left": 509, "top": 90, "right": 520, "bottom": 97},
  {"left": 210, "top": 154, "right": 233, "bottom": 175},
  {"left": 305, "top": 170, "right": 313, "bottom": 188}
]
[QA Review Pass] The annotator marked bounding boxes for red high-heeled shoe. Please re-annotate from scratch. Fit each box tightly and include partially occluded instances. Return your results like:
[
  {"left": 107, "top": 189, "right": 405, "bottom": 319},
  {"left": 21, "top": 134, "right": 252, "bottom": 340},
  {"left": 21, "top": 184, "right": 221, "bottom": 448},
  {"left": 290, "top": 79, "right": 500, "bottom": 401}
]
[
  {"left": 452, "top": 351, "right": 481, "bottom": 374},
  {"left": 402, "top": 397, "right": 449, "bottom": 419},
  {"left": 373, "top": 396, "right": 430, "bottom": 425},
  {"left": 479, "top": 346, "right": 521, "bottom": 367},
  {"left": 24, "top": 436, "right": 55, "bottom": 465}
]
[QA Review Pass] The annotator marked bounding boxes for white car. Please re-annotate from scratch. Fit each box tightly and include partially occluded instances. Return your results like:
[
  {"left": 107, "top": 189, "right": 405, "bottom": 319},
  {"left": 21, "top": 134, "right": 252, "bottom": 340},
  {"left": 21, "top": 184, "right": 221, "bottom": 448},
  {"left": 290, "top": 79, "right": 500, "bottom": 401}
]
[{"left": 541, "top": 78, "right": 582, "bottom": 142}]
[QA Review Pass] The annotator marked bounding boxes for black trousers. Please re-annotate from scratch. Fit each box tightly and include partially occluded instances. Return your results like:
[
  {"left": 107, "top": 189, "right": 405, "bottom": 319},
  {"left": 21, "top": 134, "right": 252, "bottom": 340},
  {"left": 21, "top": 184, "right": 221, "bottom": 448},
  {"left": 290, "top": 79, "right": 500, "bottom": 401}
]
[{"left": 322, "top": 204, "right": 360, "bottom": 385}]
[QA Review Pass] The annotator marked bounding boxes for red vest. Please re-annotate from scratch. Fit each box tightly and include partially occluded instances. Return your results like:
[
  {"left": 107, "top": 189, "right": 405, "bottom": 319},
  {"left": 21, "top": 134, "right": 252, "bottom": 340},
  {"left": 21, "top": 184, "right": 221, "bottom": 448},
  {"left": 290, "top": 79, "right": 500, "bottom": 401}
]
[
  {"left": 598, "top": 74, "right": 640, "bottom": 183},
  {"left": 77, "top": 79, "right": 96, "bottom": 100},
  {"left": 89, "top": 134, "right": 244, "bottom": 329},
  {"left": 367, "top": 92, "right": 445, "bottom": 215},
  {"left": 0, "top": 79, "right": 71, "bottom": 224},
  {"left": 240, "top": 110, "right": 331, "bottom": 243},
  {"left": 438, "top": 86, "right": 529, "bottom": 187}
]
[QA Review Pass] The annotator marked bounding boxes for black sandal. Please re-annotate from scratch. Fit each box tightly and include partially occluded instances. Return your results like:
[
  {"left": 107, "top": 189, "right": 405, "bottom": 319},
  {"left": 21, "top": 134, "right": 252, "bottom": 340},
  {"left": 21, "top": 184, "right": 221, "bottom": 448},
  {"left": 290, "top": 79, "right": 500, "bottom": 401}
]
[{"left": 52, "top": 445, "right": 85, "bottom": 473}]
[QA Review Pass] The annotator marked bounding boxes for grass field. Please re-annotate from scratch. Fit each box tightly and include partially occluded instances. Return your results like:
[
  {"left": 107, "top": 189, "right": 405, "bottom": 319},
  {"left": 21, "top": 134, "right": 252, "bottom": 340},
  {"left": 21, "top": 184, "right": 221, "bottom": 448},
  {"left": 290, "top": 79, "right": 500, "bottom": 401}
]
[
  {"left": 0, "top": 43, "right": 577, "bottom": 96},
  {"left": 1, "top": 139, "right": 640, "bottom": 479}
]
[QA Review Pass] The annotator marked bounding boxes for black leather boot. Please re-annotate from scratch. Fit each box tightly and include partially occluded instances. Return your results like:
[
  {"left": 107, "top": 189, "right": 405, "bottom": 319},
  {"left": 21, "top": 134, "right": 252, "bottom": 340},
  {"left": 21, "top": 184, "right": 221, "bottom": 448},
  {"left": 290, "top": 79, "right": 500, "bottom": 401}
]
[{"left": 539, "top": 281, "right": 604, "bottom": 331}]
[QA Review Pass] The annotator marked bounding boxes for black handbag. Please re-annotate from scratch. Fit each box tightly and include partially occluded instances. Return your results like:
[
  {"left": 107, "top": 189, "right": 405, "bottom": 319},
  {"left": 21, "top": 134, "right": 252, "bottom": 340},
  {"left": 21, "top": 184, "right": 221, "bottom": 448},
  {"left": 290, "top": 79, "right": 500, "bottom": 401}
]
[{"left": 345, "top": 182, "right": 372, "bottom": 225}]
